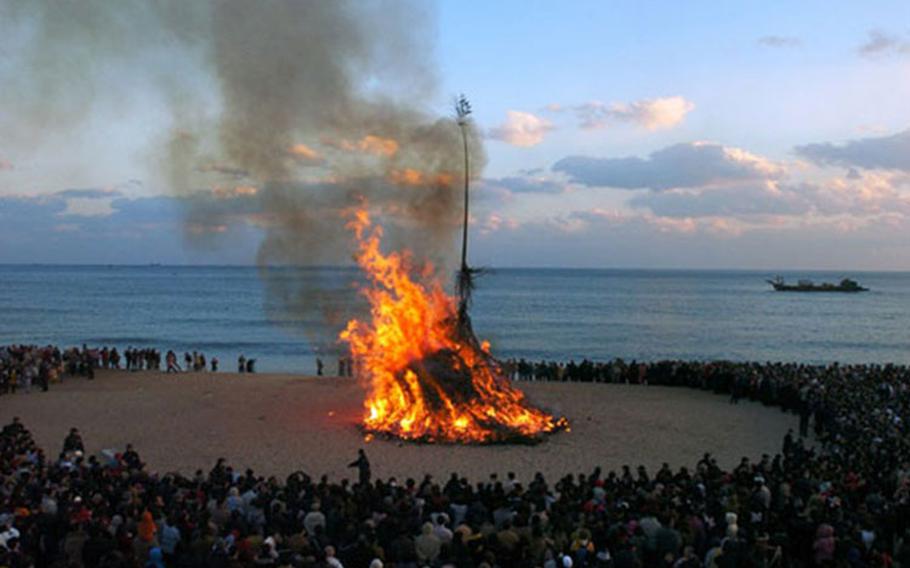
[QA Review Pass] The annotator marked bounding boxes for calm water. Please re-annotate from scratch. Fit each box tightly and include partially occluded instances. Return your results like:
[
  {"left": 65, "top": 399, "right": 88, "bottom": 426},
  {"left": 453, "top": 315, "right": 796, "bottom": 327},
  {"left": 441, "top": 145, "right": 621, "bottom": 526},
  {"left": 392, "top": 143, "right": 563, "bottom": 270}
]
[{"left": 1, "top": 265, "right": 908, "bottom": 372}]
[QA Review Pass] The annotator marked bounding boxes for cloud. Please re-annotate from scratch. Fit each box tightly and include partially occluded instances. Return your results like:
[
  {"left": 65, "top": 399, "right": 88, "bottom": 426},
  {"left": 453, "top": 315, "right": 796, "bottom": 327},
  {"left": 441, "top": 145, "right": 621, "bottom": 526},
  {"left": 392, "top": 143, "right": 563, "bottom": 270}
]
[
  {"left": 858, "top": 29, "right": 910, "bottom": 58},
  {"left": 477, "top": 213, "right": 519, "bottom": 235},
  {"left": 502, "top": 208, "right": 745, "bottom": 241},
  {"left": 553, "top": 142, "right": 783, "bottom": 190},
  {"left": 571, "top": 96, "right": 694, "bottom": 130},
  {"left": 483, "top": 175, "right": 566, "bottom": 195},
  {"left": 54, "top": 188, "right": 124, "bottom": 199},
  {"left": 0, "top": 159, "right": 13, "bottom": 171},
  {"left": 629, "top": 183, "right": 810, "bottom": 218},
  {"left": 488, "top": 110, "right": 553, "bottom": 147},
  {"left": 757, "top": 35, "right": 801, "bottom": 48},
  {"left": 474, "top": 205, "right": 910, "bottom": 270},
  {"left": 795, "top": 128, "right": 910, "bottom": 171},
  {"left": 627, "top": 169, "right": 910, "bottom": 221},
  {"left": 0, "top": 192, "right": 260, "bottom": 264}
]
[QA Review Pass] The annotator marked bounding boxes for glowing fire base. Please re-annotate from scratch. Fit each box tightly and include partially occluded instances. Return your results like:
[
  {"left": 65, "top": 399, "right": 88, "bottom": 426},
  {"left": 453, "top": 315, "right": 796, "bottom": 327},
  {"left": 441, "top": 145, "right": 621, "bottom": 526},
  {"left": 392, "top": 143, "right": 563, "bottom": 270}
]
[
  {"left": 341, "top": 208, "right": 568, "bottom": 445},
  {"left": 365, "top": 346, "right": 569, "bottom": 445}
]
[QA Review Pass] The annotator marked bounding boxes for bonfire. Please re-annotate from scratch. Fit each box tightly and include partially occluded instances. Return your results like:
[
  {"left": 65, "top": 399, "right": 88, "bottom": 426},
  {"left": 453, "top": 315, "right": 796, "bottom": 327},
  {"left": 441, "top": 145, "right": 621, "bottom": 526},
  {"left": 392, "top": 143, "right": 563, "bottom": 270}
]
[
  {"left": 340, "top": 208, "right": 568, "bottom": 443},
  {"left": 340, "top": 96, "right": 567, "bottom": 444}
]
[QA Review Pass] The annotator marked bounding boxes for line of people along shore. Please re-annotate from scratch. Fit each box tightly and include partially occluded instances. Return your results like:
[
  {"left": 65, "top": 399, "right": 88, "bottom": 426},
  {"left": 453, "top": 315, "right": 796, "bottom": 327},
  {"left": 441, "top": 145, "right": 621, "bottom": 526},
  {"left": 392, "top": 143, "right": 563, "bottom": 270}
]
[
  {"left": 3, "top": 358, "right": 910, "bottom": 567},
  {"left": 0, "top": 344, "right": 259, "bottom": 395}
]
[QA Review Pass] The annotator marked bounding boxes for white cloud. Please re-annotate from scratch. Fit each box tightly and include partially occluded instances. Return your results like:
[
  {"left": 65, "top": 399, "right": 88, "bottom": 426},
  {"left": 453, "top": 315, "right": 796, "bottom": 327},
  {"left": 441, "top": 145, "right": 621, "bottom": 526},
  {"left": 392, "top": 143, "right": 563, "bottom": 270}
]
[
  {"left": 553, "top": 141, "right": 783, "bottom": 190},
  {"left": 628, "top": 170, "right": 910, "bottom": 222},
  {"left": 488, "top": 110, "right": 554, "bottom": 147},
  {"left": 572, "top": 96, "right": 695, "bottom": 130}
]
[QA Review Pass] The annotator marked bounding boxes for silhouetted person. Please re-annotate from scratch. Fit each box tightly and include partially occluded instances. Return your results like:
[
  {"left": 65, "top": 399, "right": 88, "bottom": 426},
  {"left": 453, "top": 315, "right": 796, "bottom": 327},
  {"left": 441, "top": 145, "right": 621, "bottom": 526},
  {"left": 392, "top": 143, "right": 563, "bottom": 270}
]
[
  {"left": 122, "top": 443, "right": 143, "bottom": 470},
  {"left": 63, "top": 427, "right": 84, "bottom": 454},
  {"left": 316, "top": 358, "right": 324, "bottom": 376},
  {"left": 348, "top": 449, "right": 371, "bottom": 485}
]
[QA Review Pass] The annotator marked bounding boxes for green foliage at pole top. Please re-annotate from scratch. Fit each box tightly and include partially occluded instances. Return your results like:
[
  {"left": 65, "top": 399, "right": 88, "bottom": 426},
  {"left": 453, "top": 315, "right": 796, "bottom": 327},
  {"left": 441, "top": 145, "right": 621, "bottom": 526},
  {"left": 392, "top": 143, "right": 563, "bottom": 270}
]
[{"left": 455, "top": 94, "right": 472, "bottom": 124}]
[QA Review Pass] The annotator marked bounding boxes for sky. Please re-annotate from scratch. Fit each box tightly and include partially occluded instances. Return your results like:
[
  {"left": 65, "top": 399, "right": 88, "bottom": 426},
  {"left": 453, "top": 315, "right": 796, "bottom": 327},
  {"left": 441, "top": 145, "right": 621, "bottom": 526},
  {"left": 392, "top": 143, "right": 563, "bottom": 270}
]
[{"left": 2, "top": 1, "right": 910, "bottom": 269}]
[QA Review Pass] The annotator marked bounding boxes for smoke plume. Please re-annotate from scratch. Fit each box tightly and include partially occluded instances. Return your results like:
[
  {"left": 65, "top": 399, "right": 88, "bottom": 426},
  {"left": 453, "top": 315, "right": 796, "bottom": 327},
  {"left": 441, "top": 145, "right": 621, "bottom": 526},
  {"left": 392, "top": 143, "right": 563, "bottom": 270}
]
[{"left": 1, "top": 0, "right": 486, "bottom": 352}]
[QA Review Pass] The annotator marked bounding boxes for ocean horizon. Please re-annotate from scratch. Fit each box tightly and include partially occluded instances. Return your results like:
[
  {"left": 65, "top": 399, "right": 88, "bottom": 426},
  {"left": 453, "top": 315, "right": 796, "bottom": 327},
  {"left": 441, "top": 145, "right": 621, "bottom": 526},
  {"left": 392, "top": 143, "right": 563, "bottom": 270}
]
[
  {"left": 2, "top": 264, "right": 908, "bottom": 373},
  {"left": 5, "top": 263, "right": 910, "bottom": 273}
]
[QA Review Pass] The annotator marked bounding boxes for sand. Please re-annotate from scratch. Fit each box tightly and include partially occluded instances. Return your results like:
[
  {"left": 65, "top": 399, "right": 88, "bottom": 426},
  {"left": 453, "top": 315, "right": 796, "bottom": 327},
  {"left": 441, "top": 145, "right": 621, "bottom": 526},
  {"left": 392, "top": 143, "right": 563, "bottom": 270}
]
[{"left": 0, "top": 371, "right": 798, "bottom": 482}]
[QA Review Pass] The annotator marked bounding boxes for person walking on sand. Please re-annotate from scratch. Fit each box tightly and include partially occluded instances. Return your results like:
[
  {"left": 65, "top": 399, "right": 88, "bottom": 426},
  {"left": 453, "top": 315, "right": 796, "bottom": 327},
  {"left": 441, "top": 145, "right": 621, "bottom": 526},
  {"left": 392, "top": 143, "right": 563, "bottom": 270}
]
[
  {"left": 348, "top": 449, "right": 371, "bottom": 485},
  {"left": 238, "top": 355, "right": 246, "bottom": 373},
  {"left": 316, "top": 358, "right": 324, "bottom": 376}
]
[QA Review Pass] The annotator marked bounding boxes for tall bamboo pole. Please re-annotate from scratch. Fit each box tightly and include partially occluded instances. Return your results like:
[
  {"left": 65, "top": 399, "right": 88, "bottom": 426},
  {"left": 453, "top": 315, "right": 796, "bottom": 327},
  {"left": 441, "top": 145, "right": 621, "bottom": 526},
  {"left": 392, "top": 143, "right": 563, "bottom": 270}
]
[
  {"left": 455, "top": 95, "right": 472, "bottom": 274},
  {"left": 459, "top": 115, "right": 470, "bottom": 272},
  {"left": 454, "top": 95, "right": 473, "bottom": 327}
]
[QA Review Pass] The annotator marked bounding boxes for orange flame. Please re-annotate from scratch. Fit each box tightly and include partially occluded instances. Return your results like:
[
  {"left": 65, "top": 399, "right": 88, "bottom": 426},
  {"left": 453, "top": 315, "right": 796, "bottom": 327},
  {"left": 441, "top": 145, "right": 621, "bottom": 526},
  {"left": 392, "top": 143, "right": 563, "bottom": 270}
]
[
  {"left": 388, "top": 168, "right": 455, "bottom": 188},
  {"left": 288, "top": 143, "right": 324, "bottom": 164},
  {"left": 359, "top": 135, "right": 399, "bottom": 157},
  {"left": 321, "top": 134, "right": 400, "bottom": 157},
  {"left": 340, "top": 207, "right": 567, "bottom": 443}
]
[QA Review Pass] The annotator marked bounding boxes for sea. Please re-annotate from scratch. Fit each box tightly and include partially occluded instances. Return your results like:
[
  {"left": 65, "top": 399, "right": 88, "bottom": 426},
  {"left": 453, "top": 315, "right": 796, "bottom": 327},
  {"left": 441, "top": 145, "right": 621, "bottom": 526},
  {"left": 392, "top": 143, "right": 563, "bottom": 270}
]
[{"left": 1, "top": 265, "right": 908, "bottom": 373}]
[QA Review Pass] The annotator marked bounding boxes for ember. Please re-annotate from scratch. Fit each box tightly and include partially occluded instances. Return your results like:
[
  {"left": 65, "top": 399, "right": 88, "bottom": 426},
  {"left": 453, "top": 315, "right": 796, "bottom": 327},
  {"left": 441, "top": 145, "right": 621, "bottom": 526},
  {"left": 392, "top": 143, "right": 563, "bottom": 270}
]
[{"left": 340, "top": 208, "right": 568, "bottom": 444}]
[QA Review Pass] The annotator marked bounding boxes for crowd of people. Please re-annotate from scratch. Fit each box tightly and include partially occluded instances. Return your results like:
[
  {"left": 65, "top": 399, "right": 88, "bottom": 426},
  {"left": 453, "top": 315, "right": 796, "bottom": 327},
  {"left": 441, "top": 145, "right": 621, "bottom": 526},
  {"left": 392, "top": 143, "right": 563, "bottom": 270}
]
[
  {"left": 1, "top": 344, "right": 256, "bottom": 394},
  {"left": 2, "top": 357, "right": 910, "bottom": 566},
  {"left": 0, "top": 345, "right": 96, "bottom": 394}
]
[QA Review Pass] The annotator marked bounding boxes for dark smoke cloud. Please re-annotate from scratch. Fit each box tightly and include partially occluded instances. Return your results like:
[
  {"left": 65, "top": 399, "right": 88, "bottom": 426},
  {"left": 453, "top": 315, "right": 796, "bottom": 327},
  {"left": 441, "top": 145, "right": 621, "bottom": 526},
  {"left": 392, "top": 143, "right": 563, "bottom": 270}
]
[{"left": 2, "top": 0, "right": 486, "bottom": 354}]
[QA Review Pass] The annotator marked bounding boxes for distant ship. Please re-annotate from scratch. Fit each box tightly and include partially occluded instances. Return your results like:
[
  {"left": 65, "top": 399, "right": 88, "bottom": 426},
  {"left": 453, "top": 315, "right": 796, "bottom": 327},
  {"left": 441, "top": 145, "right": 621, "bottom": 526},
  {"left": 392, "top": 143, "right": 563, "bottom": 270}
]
[{"left": 766, "top": 276, "right": 868, "bottom": 292}]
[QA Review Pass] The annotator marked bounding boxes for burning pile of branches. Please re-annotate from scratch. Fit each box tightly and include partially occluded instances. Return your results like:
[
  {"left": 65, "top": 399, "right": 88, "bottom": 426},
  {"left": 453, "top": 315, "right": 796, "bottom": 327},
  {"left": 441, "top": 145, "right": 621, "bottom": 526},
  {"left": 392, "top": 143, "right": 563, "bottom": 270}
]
[{"left": 340, "top": 207, "right": 568, "bottom": 444}]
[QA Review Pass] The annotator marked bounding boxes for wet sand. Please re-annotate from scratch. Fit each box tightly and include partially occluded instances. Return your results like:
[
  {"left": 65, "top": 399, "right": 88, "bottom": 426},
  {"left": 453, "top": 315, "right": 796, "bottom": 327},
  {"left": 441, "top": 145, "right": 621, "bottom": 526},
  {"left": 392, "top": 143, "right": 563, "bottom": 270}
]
[{"left": 0, "top": 371, "right": 797, "bottom": 482}]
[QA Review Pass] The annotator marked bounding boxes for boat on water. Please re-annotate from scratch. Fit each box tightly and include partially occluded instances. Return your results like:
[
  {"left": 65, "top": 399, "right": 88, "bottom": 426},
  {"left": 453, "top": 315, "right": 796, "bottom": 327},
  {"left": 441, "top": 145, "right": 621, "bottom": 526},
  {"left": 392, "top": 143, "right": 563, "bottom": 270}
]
[{"left": 766, "top": 276, "right": 869, "bottom": 292}]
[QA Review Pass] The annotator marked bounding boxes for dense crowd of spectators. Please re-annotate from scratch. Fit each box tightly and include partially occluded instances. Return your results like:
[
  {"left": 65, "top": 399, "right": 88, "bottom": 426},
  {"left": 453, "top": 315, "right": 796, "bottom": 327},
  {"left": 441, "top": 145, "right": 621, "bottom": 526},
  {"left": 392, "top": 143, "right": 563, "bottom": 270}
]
[
  {"left": 2, "top": 358, "right": 910, "bottom": 566},
  {"left": 0, "top": 345, "right": 95, "bottom": 394},
  {"left": 0, "top": 344, "right": 255, "bottom": 394}
]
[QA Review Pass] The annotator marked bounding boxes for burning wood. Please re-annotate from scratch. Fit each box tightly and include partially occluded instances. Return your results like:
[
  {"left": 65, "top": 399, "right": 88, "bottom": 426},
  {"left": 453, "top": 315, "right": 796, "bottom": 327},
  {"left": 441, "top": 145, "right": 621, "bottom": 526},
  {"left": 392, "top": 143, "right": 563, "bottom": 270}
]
[{"left": 340, "top": 208, "right": 568, "bottom": 444}]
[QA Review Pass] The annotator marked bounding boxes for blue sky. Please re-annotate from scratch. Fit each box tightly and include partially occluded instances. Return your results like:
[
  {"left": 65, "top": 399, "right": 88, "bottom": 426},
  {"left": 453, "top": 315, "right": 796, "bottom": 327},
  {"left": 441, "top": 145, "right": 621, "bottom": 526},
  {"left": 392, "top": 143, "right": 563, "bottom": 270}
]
[{"left": 2, "top": 1, "right": 910, "bottom": 268}]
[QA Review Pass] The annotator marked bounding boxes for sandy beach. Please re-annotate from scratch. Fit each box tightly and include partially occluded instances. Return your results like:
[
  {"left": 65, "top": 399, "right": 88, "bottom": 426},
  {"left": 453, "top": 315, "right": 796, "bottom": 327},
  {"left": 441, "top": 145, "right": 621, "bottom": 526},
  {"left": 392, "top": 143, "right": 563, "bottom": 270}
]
[{"left": 0, "top": 370, "right": 798, "bottom": 482}]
